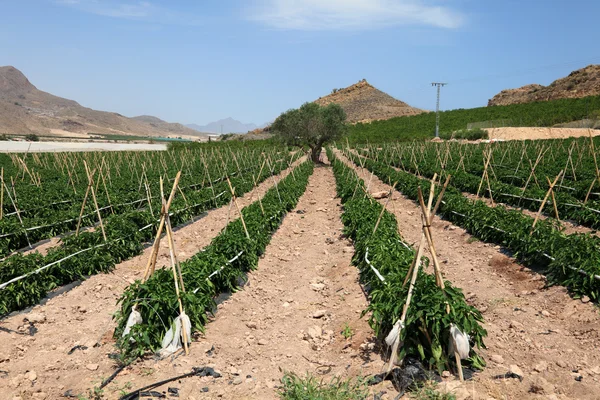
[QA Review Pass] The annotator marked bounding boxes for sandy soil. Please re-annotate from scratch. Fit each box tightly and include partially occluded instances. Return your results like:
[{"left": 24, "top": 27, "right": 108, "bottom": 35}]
[
  {"left": 335, "top": 149, "right": 600, "bottom": 399},
  {"left": 0, "top": 156, "right": 305, "bottom": 400},
  {"left": 0, "top": 142, "right": 168, "bottom": 153},
  {"left": 486, "top": 127, "right": 600, "bottom": 141}
]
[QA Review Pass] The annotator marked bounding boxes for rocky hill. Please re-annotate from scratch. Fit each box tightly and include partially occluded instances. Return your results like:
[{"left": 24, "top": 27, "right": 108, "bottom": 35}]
[
  {"left": 314, "top": 79, "right": 424, "bottom": 123},
  {"left": 488, "top": 65, "right": 600, "bottom": 106},
  {"left": 0, "top": 66, "right": 207, "bottom": 138}
]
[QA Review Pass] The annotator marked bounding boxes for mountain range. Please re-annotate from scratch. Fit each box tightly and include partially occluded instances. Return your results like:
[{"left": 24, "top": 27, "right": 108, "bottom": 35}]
[
  {"left": 488, "top": 64, "right": 600, "bottom": 106},
  {"left": 186, "top": 118, "right": 268, "bottom": 134},
  {"left": 0, "top": 66, "right": 207, "bottom": 139}
]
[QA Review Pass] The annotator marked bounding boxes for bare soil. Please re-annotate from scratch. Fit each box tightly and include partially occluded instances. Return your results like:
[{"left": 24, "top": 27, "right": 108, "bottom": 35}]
[
  {"left": 335, "top": 149, "right": 600, "bottom": 400},
  {"left": 485, "top": 127, "right": 600, "bottom": 141}
]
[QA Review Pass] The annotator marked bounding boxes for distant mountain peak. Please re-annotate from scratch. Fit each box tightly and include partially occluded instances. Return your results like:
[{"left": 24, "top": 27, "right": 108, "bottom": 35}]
[
  {"left": 186, "top": 118, "right": 265, "bottom": 134},
  {"left": 0, "top": 65, "right": 207, "bottom": 138},
  {"left": 314, "top": 79, "right": 424, "bottom": 123}
]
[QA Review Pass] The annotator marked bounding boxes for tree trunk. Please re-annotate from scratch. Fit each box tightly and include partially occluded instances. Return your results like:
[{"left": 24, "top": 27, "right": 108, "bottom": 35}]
[{"left": 311, "top": 146, "right": 322, "bottom": 163}]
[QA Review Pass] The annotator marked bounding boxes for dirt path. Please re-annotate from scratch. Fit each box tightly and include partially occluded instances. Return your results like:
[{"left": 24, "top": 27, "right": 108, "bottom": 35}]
[
  {"left": 335, "top": 149, "right": 600, "bottom": 400},
  {"left": 0, "top": 156, "right": 305, "bottom": 400},
  {"left": 87, "top": 163, "right": 383, "bottom": 400}
]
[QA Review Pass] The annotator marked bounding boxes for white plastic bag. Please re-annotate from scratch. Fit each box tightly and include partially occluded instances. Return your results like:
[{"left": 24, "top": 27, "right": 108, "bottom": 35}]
[
  {"left": 122, "top": 306, "right": 143, "bottom": 341},
  {"left": 449, "top": 323, "right": 470, "bottom": 360},
  {"left": 158, "top": 312, "right": 192, "bottom": 358}
]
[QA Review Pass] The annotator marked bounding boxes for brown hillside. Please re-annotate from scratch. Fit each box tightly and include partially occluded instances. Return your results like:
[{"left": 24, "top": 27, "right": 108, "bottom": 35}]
[
  {"left": 0, "top": 66, "right": 207, "bottom": 138},
  {"left": 488, "top": 64, "right": 600, "bottom": 106},
  {"left": 314, "top": 79, "right": 424, "bottom": 123}
]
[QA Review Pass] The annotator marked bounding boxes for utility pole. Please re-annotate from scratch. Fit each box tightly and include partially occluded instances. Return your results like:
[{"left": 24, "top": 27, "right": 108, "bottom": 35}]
[{"left": 431, "top": 82, "right": 447, "bottom": 138}]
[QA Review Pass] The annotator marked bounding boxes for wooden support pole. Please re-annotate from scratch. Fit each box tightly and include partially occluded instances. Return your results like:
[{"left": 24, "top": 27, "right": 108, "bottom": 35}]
[
  {"left": 142, "top": 172, "right": 182, "bottom": 281},
  {"left": 531, "top": 170, "right": 563, "bottom": 233},
  {"left": 226, "top": 177, "right": 250, "bottom": 239}
]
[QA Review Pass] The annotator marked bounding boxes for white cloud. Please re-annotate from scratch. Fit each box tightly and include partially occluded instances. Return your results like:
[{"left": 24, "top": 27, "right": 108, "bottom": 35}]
[
  {"left": 53, "top": 0, "right": 203, "bottom": 25},
  {"left": 247, "top": 0, "right": 465, "bottom": 30}
]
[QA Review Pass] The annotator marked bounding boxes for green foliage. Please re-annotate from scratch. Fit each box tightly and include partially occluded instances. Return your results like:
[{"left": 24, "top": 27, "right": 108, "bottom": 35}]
[
  {"left": 347, "top": 95, "right": 600, "bottom": 143},
  {"left": 279, "top": 373, "right": 370, "bottom": 400},
  {"left": 440, "top": 128, "right": 488, "bottom": 141},
  {"left": 25, "top": 133, "right": 39, "bottom": 141},
  {"left": 272, "top": 102, "right": 348, "bottom": 162},
  {"left": 341, "top": 323, "right": 353, "bottom": 340},
  {"left": 343, "top": 146, "right": 600, "bottom": 302},
  {"left": 328, "top": 148, "right": 487, "bottom": 371},
  {"left": 115, "top": 161, "right": 314, "bottom": 357},
  {"left": 0, "top": 145, "right": 295, "bottom": 315}
]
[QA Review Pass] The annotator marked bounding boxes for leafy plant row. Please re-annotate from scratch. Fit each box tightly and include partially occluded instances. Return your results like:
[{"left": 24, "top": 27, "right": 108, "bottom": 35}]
[
  {"left": 360, "top": 146, "right": 600, "bottom": 231},
  {"left": 0, "top": 154, "right": 295, "bottom": 316},
  {"left": 0, "top": 148, "right": 292, "bottom": 257},
  {"left": 327, "top": 148, "right": 486, "bottom": 372},
  {"left": 343, "top": 149, "right": 600, "bottom": 302},
  {"left": 114, "top": 161, "right": 314, "bottom": 357}
]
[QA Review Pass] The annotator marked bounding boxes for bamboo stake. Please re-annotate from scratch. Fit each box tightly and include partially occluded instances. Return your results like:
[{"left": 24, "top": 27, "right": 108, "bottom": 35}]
[
  {"left": 372, "top": 187, "right": 394, "bottom": 235},
  {"left": 162, "top": 180, "right": 186, "bottom": 293},
  {"left": 226, "top": 177, "right": 250, "bottom": 239},
  {"left": 546, "top": 177, "right": 560, "bottom": 221},
  {"left": 161, "top": 194, "right": 190, "bottom": 356},
  {"left": 5, "top": 176, "right": 31, "bottom": 248},
  {"left": 84, "top": 162, "right": 106, "bottom": 241},
  {"left": 531, "top": 171, "right": 563, "bottom": 233},
  {"left": 142, "top": 172, "right": 182, "bottom": 281},
  {"left": 0, "top": 167, "right": 3, "bottom": 220},
  {"left": 251, "top": 174, "right": 265, "bottom": 215},
  {"left": 75, "top": 166, "right": 93, "bottom": 236}
]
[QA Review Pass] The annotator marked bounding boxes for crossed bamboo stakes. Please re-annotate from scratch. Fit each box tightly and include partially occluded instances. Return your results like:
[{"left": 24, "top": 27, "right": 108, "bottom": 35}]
[{"left": 381, "top": 173, "right": 467, "bottom": 381}]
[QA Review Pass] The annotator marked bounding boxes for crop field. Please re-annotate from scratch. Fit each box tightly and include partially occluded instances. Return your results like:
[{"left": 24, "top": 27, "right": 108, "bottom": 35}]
[{"left": 1, "top": 137, "right": 600, "bottom": 400}]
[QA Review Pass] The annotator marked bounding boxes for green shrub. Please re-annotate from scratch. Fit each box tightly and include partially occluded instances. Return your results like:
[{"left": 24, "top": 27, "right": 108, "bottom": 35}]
[
  {"left": 441, "top": 128, "right": 488, "bottom": 141},
  {"left": 25, "top": 134, "right": 39, "bottom": 142}
]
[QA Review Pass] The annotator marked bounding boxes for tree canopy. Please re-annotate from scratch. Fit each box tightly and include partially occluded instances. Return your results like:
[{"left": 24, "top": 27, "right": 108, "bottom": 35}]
[{"left": 271, "top": 102, "right": 347, "bottom": 162}]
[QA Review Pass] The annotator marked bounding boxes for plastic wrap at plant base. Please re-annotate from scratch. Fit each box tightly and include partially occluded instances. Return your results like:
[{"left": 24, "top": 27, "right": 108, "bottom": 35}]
[
  {"left": 122, "top": 306, "right": 143, "bottom": 341},
  {"left": 114, "top": 161, "right": 314, "bottom": 358},
  {"left": 327, "top": 148, "right": 487, "bottom": 372},
  {"left": 158, "top": 313, "right": 192, "bottom": 358}
]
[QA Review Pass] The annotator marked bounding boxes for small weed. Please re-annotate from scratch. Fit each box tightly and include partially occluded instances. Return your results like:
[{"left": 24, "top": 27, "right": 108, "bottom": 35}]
[
  {"left": 279, "top": 372, "right": 370, "bottom": 400},
  {"left": 466, "top": 236, "right": 480, "bottom": 244},
  {"left": 341, "top": 323, "right": 353, "bottom": 340},
  {"left": 410, "top": 382, "right": 456, "bottom": 400}
]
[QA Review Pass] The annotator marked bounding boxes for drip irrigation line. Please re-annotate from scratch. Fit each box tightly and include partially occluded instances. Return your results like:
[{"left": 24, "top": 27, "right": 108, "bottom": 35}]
[
  {"left": 365, "top": 248, "right": 386, "bottom": 282},
  {"left": 98, "top": 364, "right": 127, "bottom": 389},
  {"left": 118, "top": 366, "right": 217, "bottom": 400}
]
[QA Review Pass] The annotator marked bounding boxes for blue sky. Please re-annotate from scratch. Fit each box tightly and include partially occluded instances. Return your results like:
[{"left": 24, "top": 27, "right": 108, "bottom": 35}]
[{"left": 1, "top": 0, "right": 599, "bottom": 125}]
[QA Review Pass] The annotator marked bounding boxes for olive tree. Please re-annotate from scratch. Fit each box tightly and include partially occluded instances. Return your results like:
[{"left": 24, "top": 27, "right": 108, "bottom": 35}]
[{"left": 271, "top": 102, "right": 347, "bottom": 163}]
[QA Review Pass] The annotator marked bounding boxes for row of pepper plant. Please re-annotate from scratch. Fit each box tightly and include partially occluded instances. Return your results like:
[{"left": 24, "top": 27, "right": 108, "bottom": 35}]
[
  {"left": 0, "top": 144, "right": 290, "bottom": 257},
  {"left": 341, "top": 147, "right": 600, "bottom": 302},
  {"left": 115, "top": 160, "right": 314, "bottom": 358},
  {"left": 327, "top": 148, "right": 486, "bottom": 373},
  {"left": 0, "top": 148, "right": 298, "bottom": 316}
]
